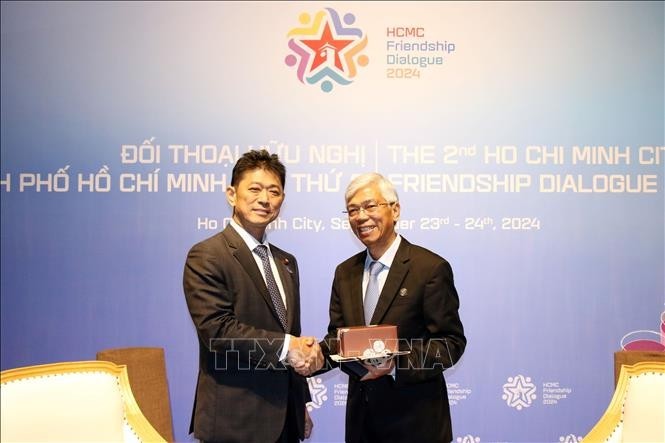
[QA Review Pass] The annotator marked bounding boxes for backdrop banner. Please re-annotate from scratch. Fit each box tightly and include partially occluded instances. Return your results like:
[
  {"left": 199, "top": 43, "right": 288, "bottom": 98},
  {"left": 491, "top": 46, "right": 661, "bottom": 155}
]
[{"left": 1, "top": 2, "right": 663, "bottom": 442}]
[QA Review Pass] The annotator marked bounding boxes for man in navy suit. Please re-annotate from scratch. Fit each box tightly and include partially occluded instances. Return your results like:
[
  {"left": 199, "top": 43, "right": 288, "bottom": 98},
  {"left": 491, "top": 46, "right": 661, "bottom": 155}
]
[
  {"left": 322, "top": 172, "right": 466, "bottom": 443},
  {"left": 184, "top": 149, "right": 323, "bottom": 443}
]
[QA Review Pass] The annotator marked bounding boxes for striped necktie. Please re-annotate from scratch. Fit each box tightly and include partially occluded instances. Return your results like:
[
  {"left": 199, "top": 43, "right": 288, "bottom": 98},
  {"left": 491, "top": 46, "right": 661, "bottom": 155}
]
[{"left": 364, "top": 261, "right": 383, "bottom": 325}]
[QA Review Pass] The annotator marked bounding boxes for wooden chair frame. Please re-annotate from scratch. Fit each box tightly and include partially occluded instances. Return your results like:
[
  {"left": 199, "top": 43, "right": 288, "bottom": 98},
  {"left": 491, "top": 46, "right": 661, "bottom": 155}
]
[
  {"left": 1, "top": 360, "right": 165, "bottom": 442},
  {"left": 583, "top": 361, "right": 665, "bottom": 442}
]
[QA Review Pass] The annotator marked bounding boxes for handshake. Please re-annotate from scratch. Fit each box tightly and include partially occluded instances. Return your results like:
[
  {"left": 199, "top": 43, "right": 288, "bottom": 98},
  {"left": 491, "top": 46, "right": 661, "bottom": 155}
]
[{"left": 286, "top": 336, "right": 324, "bottom": 377}]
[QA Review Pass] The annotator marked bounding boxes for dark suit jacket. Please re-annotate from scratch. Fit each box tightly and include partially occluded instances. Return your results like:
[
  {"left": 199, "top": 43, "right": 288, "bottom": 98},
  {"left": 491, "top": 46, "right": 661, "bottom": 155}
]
[
  {"left": 322, "top": 237, "right": 466, "bottom": 443},
  {"left": 183, "top": 225, "right": 310, "bottom": 443}
]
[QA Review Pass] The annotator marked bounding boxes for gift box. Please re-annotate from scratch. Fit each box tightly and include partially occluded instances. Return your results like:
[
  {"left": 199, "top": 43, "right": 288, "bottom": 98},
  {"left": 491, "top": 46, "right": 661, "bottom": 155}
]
[{"left": 337, "top": 325, "right": 398, "bottom": 358}]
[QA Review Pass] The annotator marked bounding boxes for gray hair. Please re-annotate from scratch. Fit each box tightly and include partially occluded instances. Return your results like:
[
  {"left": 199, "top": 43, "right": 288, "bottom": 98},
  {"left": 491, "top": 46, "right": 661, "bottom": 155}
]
[{"left": 344, "top": 173, "right": 399, "bottom": 204}]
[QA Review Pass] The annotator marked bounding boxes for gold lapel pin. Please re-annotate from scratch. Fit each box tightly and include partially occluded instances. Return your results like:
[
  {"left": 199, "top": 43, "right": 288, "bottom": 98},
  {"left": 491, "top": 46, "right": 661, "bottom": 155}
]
[{"left": 399, "top": 288, "right": 408, "bottom": 297}]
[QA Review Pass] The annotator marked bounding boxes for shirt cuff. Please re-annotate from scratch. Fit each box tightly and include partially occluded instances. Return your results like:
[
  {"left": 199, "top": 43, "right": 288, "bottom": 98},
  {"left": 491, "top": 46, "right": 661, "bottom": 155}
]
[{"left": 279, "top": 334, "right": 292, "bottom": 362}]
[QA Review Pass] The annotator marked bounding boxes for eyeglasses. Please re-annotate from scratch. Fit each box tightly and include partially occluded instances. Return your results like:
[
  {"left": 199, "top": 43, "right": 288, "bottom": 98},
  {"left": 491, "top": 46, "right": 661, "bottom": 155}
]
[{"left": 343, "top": 202, "right": 394, "bottom": 218}]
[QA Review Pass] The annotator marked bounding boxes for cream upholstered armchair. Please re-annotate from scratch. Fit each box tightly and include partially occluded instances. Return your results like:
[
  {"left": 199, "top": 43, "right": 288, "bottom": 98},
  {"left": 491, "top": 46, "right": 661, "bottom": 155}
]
[
  {"left": 583, "top": 361, "right": 665, "bottom": 443},
  {"left": 97, "top": 347, "right": 174, "bottom": 442},
  {"left": 1, "top": 360, "right": 165, "bottom": 442}
]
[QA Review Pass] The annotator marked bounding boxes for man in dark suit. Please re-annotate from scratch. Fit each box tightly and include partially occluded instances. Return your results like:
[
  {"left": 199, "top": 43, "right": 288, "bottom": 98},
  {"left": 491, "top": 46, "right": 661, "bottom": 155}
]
[
  {"left": 322, "top": 172, "right": 466, "bottom": 443},
  {"left": 183, "top": 149, "right": 323, "bottom": 443}
]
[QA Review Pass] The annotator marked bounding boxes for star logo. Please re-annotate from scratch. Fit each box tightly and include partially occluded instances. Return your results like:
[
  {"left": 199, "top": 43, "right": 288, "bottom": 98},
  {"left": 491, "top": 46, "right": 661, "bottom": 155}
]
[
  {"left": 306, "top": 377, "right": 328, "bottom": 411},
  {"left": 502, "top": 374, "right": 537, "bottom": 410},
  {"left": 301, "top": 23, "right": 353, "bottom": 72},
  {"left": 285, "top": 7, "right": 369, "bottom": 93}
]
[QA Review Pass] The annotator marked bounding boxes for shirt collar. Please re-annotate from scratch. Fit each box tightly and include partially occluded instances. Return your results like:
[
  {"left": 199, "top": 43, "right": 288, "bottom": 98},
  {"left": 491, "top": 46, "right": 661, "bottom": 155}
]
[
  {"left": 229, "top": 218, "right": 268, "bottom": 251},
  {"left": 365, "top": 234, "right": 402, "bottom": 269}
]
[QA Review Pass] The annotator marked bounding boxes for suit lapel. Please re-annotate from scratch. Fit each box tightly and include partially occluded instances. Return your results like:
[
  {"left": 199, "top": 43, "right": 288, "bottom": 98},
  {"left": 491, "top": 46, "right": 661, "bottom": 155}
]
[
  {"left": 370, "top": 240, "right": 411, "bottom": 325},
  {"left": 348, "top": 254, "right": 367, "bottom": 326},
  {"left": 222, "top": 226, "right": 283, "bottom": 328}
]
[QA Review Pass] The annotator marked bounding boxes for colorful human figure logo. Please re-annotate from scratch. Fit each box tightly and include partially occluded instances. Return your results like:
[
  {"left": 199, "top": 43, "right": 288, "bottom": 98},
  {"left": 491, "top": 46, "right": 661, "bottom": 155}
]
[{"left": 285, "top": 8, "right": 369, "bottom": 93}]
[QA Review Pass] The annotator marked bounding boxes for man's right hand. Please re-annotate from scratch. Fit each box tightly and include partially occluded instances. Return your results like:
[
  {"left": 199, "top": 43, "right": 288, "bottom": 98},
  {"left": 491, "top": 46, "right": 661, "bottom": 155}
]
[{"left": 287, "top": 336, "right": 324, "bottom": 376}]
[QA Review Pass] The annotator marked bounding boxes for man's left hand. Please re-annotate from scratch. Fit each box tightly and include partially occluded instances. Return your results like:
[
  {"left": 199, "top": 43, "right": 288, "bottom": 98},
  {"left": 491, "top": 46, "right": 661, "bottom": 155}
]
[
  {"left": 304, "top": 408, "right": 313, "bottom": 438},
  {"left": 359, "top": 357, "right": 395, "bottom": 381}
]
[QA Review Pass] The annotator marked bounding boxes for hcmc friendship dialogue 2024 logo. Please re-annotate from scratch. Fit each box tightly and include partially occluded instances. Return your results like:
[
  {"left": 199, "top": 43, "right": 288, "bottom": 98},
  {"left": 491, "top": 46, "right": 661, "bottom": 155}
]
[{"left": 285, "top": 7, "right": 369, "bottom": 93}]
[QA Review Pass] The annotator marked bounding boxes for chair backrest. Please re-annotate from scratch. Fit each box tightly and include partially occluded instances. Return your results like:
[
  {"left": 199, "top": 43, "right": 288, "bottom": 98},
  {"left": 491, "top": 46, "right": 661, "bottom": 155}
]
[
  {"left": 96, "top": 347, "right": 175, "bottom": 442},
  {"left": 613, "top": 350, "right": 665, "bottom": 386},
  {"left": 1, "top": 360, "right": 165, "bottom": 442},
  {"left": 583, "top": 361, "right": 665, "bottom": 443}
]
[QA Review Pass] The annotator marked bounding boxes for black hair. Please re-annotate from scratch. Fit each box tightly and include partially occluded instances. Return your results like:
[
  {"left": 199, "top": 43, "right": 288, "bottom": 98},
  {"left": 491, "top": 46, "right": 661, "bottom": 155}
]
[{"left": 230, "top": 149, "right": 286, "bottom": 188}]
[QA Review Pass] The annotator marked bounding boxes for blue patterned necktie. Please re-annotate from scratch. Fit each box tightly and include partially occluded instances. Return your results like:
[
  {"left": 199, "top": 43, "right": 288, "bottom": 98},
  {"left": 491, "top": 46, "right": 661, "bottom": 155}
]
[
  {"left": 364, "top": 261, "right": 383, "bottom": 325},
  {"left": 254, "top": 245, "right": 288, "bottom": 330}
]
